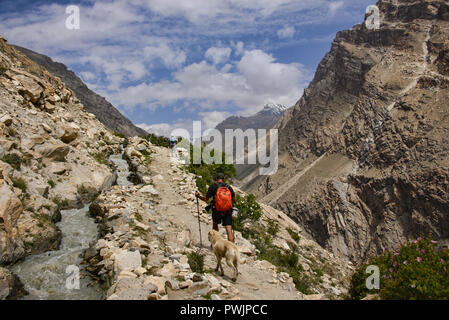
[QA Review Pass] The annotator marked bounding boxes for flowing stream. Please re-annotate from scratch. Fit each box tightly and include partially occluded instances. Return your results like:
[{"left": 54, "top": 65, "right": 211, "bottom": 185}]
[{"left": 9, "top": 153, "right": 131, "bottom": 300}]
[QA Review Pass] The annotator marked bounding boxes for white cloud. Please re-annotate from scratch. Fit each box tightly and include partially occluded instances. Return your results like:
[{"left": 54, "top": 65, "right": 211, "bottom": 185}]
[
  {"left": 143, "top": 0, "right": 228, "bottom": 23},
  {"left": 234, "top": 41, "right": 245, "bottom": 56},
  {"left": 137, "top": 118, "right": 194, "bottom": 137},
  {"left": 80, "top": 71, "right": 95, "bottom": 82},
  {"left": 205, "top": 47, "right": 232, "bottom": 65},
  {"left": 112, "top": 49, "right": 306, "bottom": 116},
  {"left": 144, "top": 43, "right": 186, "bottom": 68},
  {"left": 277, "top": 26, "right": 295, "bottom": 39},
  {"left": 328, "top": 1, "right": 344, "bottom": 16},
  {"left": 199, "top": 111, "right": 232, "bottom": 129}
]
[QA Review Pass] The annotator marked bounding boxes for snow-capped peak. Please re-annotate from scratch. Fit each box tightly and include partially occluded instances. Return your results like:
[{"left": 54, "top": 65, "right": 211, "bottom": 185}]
[{"left": 258, "top": 103, "right": 288, "bottom": 116}]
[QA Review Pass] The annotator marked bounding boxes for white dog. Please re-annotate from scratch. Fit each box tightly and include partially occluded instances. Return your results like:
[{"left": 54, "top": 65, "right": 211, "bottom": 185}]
[{"left": 208, "top": 229, "right": 245, "bottom": 282}]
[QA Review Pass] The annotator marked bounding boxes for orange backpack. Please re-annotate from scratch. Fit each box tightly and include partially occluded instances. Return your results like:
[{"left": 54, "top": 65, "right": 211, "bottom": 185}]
[{"left": 215, "top": 184, "right": 233, "bottom": 212}]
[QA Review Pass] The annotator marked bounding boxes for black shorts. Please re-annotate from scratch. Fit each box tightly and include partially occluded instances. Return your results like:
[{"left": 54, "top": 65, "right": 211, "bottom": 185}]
[{"left": 212, "top": 210, "right": 232, "bottom": 227}]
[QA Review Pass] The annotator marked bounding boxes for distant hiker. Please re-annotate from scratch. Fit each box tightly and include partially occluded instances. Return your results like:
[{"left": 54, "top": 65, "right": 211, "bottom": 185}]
[
  {"left": 170, "top": 136, "right": 177, "bottom": 149},
  {"left": 195, "top": 173, "right": 236, "bottom": 243}
]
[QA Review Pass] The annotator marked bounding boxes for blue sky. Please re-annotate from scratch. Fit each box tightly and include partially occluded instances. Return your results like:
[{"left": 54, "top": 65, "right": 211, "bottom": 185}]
[{"left": 0, "top": 0, "right": 376, "bottom": 136}]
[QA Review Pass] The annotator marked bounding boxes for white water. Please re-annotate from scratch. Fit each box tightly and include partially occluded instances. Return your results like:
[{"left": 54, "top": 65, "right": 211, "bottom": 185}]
[
  {"left": 9, "top": 153, "right": 131, "bottom": 300},
  {"left": 109, "top": 154, "right": 133, "bottom": 187},
  {"left": 10, "top": 206, "right": 103, "bottom": 300}
]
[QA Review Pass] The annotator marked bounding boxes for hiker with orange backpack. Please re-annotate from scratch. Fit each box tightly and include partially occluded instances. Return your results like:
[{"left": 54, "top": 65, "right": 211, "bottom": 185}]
[{"left": 195, "top": 173, "right": 236, "bottom": 243}]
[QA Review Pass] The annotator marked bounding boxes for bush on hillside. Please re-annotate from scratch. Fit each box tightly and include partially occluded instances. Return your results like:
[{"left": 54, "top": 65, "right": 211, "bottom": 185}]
[
  {"left": 143, "top": 133, "right": 170, "bottom": 148},
  {"left": 348, "top": 237, "right": 449, "bottom": 300},
  {"left": 185, "top": 144, "right": 236, "bottom": 194},
  {"left": 1, "top": 153, "right": 22, "bottom": 170},
  {"left": 232, "top": 194, "right": 262, "bottom": 232}
]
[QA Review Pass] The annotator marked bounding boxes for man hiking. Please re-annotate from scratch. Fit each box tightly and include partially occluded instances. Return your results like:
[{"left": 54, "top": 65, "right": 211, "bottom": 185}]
[
  {"left": 170, "top": 136, "right": 177, "bottom": 149},
  {"left": 195, "top": 173, "right": 236, "bottom": 243}
]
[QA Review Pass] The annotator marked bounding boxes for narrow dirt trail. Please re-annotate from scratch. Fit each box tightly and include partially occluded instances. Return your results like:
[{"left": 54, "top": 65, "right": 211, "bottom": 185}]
[
  {"left": 262, "top": 154, "right": 327, "bottom": 206},
  {"left": 387, "top": 23, "right": 433, "bottom": 112},
  {"left": 147, "top": 147, "right": 301, "bottom": 300}
]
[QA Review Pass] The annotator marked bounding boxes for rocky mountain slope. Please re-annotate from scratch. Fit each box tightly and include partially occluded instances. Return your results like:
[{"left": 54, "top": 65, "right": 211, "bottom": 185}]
[
  {"left": 82, "top": 138, "right": 353, "bottom": 300},
  {"left": 243, "top": 0, "right": 449, "bottom": 263},
  {"left": 0, "top": 35, "right": 123, "bottom": 266},
  {"left": 13, "top": 45, "right": 146, "bottom": 137}
]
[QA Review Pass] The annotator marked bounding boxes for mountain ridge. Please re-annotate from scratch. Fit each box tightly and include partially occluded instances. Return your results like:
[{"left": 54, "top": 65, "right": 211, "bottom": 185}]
[
  {"left": 216, "top": 103, "right": 289, "bottom": 134},
  {"left": 243, "top": 0, "right": 449, "bottom": 262},
  {"left": 12, "top": 45, "right": 147, "bottom": 137}
]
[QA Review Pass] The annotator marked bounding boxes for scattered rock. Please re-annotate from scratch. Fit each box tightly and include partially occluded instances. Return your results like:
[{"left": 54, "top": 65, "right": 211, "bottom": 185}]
[
  {"left": 0, "top": 267, "right": 28, "bottom": 300},
  {"left": 114, "top": 250, "right": 141, "bottom": 274}
]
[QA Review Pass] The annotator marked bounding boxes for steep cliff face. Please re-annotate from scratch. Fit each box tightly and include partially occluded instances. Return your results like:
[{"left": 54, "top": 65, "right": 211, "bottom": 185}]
[
  {"left": 245, "top": 0, "right": 449, "bottom": 262},
  {"left": 12, "top": 45, "right": 147, "bottom": 137}
]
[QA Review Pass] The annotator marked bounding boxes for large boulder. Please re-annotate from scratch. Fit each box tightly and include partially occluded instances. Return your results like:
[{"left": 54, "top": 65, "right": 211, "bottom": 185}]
[
  {"left": 0, "top": 183, "right": 23, "bottom": 234},
  {"left": 0, "top": 267, "right": 27, "bottom": 300},
  {"left": 13, "top": 74, "right": 43, "bottom": 103},
  {"left": 106, "top": 277, "right": 157, "bottom": 300},
  {"left": 35, "top": 141, "right": 70, "bottom": 162},
  {"left": 0, "top": 115, "right": 12, "bottom": 126},
  {"left": 114, "top": 250, "right": 141, "bottom": 274},
  {"left": 22, "top": 134, "right": 47, "bottom": 150},
  {"left": 58, "top": 123, "right": 80, "bottom": 144},
  {"left": 138, "top": 185, "right": 158, "bottom": 196},
  {"left": 0, "top": 183, "right": 25, "bottom": 264}
]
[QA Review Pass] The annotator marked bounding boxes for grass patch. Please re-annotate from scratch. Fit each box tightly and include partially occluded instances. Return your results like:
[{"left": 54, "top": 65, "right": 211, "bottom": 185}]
[
  {"left": 133, "top": 226, "right": 148, "bottom": 238},
  {"left": 48, "top": 180, "right": 56, "bottom": 188},
  {"left": 32, "top": 213, "right": 52, "bottom": 228},
  {"left": 202, "top": 289, "right": 221, "bottom": 300},
  {"left": 135, "top": 212, "right": 144, "bottom": 223},
  {"left": 187, "top": 252, "right": 204, "bottom": 273},
  {"left": 1, "top": 153, "right": 22, "bottom": 170},
  {"left": 141, "top": 256, "right": 147, "bottom": 268},
  {"left": 77, "top": 184, "right": 89, "bottom": 195},
  {"left": 267, "top": 219, "right": 280, "bottom": 237},
  {"left": 140, "top": 149, "right": 153, "bottom": 166},
  {"left": 287, "top": 228, "right": 300, "bottom": 242},
  {"left": 113, "top": 132, "right": 126, "bottom": 139},
  {"left": 52, "top": 196, "right": 69, "bottom": 210},
  {"left": 242, "top": 222, "right": 315, "bottom": 295},
  {"left": 11, "top": 176, "right": 27, "bottom": 193},
  {"left": 89, "top": 151, "right": 109, "bottom": 166}
]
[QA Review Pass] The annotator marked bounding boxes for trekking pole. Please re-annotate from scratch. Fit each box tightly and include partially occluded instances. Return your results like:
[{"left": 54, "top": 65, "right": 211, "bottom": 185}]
[{"left": 196, "top": 195, "right": 203, "bottom": 249}]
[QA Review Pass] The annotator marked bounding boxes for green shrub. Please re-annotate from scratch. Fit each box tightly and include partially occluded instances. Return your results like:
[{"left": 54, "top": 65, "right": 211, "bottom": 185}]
[
  {"left": 140, "top": 149, "right": 153, "bottom": 166},
  {"left": 185, "top": 145, "right": 236, "bottom": 194},
  {"left": 1, "top": 153, "right": 22, "bottom": 170},
  {"left": 143, "top": 133, "right": 170, "bottom": 148},
  {"left": 90, "top": 152, "right": 109, "bottom": 166},
  {"left": 113, "top": 132, "right": 127, "bottom": 139},
  {"left": 11, "top": 176, "right": 27, "bottom": 193},
  {"left": 348, "top": 237, "right": 449, "bottom": 300},
  {"left": 187, "top": 252, "right": 204, "bottom": 273},
  {"left": 77, "top": 184, "right": 89, "bottom": 195},
  {"left": 250, "top": 227, "right": 312, "bottom": 294},
  {"left": 52, "top": 196, "right": 69, "bottom": 210},
  {"left": 32, "top": 213, "right": 52, "bottom": 228},
  {"left": 232, "top": 194, "right": 262, "bottom": 232},
  {"left": 48, "top": 180, "right": 55, "bottom": 188},
  {"left": 287, "top": 228, "right": 300, "bottom": 242},
  {"left": 267, "top": 219, "right": 280, "bottom": 237}
]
